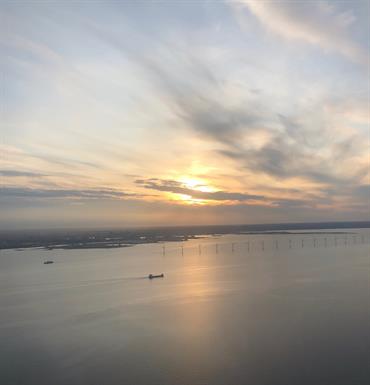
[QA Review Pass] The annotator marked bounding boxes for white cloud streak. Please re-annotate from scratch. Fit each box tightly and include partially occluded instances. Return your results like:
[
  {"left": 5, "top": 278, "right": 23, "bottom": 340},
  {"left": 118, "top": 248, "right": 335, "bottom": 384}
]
[{"left": 234, "top": 0, "right": 368, "bottom": 65}]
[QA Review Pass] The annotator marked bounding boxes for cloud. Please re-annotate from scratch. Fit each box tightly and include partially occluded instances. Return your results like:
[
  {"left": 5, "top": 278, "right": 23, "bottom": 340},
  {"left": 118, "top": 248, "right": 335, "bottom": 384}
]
[
  {"left": 352, "top": 185, "right": 370, "bottom": 201},
  {"left": 271, "top": 198, "right": 311, "bottom": 209},
  {"left": 219, "top": 130, "right": 368, "bottom": 186},
  {"left": 234, "top": 0, "right": 368, "bottom": 65},
  {"left": 136, "top": 178, "right": 264, "bottom": 202},
  {"left": 0, "top": 169, "right": 46, "bottom": 177},
  {"left": 148, "top": 54, "right": 366, "bottom": 187},
  {"left": 1, "top": 1, "right": 368, "bottom": 227},
  {"left": 76, "top": 4, "right": 368, "bottom": 193},
  {"left": 0, "top": 187, "right": 140, "bottom": 200},
  {"left": 100, "top": 32, "right": 365, "bottom": 190},
  {"left": 158, "top": 63, "right": 365, "bottom": 187}
]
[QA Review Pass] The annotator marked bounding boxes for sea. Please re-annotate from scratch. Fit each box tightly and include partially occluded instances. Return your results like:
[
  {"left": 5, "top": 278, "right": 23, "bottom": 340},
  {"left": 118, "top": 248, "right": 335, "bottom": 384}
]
[{"left": 0, "top": 227, "right": 369, "bottom": 385}]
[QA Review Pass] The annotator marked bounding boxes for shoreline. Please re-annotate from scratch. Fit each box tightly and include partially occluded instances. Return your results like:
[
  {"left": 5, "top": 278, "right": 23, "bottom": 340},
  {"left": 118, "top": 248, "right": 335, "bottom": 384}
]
[{"left": 1, "top": 226, "right": 367, "bottom": 251}]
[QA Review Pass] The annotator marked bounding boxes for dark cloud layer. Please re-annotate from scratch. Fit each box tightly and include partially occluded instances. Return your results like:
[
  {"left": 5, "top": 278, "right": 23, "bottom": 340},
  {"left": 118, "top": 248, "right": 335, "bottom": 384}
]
[
  {"left": 0, "top": 170, "right": 46, "bottom": 177},
  {"left": 0, "top": 187, "right": 139, "bottom": 200},
  {"left": 136, "top": 178, "right": 264, "bottom": 202}
]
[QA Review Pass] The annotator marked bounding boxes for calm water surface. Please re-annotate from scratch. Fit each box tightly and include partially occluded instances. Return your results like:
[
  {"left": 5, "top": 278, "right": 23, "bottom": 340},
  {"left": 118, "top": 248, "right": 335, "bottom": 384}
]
[{"left": 1, "top": 230, "right": 369, "bottom": 385}]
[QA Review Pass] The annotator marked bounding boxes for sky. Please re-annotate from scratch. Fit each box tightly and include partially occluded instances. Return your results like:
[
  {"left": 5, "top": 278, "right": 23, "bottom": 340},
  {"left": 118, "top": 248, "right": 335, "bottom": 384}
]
[{"left": 1, "top": 0, "right": 369, "bottom": 229}]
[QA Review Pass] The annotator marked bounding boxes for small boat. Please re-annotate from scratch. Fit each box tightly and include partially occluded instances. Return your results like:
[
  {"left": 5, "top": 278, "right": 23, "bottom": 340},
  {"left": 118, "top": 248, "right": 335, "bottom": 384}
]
[
  {"left": 148, "top": 273, "right": 164, "bottom": 279},
  {"left": 43, "top": 260, "right": 54, "bottom": 264}
]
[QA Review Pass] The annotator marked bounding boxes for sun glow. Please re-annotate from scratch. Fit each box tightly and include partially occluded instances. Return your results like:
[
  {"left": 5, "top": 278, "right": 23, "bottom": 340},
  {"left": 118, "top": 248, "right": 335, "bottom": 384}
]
[
  {"left": 179, "top": 177, "right": 216, "bottom": 193},
  {"left": 168, "top": 193, "right": 207, "bottom": 205},
  {"left": 163, "top": 176, "right": 217, "bottom": 205}
]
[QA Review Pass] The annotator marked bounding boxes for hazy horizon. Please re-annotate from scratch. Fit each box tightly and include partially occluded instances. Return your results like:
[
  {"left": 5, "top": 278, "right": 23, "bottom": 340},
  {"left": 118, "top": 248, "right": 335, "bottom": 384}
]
[{"left": 1, "top": 219, "right": 370, "bottom": 233}]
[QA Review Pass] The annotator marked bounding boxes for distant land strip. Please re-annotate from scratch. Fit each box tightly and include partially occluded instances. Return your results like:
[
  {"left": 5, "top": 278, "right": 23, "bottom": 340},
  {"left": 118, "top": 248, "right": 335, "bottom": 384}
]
[{"left": 0, "top": 221, "right": 369, "bottom": 250}]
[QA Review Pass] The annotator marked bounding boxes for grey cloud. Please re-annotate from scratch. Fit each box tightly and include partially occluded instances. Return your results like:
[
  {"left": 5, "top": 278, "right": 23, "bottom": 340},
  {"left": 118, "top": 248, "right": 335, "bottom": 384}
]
[
  {"left": 136, "top": 178, "right": 264, "bottom": 202},
  {"left": 0, "top": 170, "right": 46, "bottom": 177},
  {"left": 178, "top": 100, "right": 263, "bottom": 145},
  {"left": 0, "top": 187, "right": 140, "bottom": 200},
  {"left": 278, "top": 114, "right": 308, "bottom": 145},
  {"left": 352, "top": 185, "right": 370, "bottom": 200},
  {"left": 94, "top": 13, "right": 367, "bottom": 193},
  {"left": 41, "top": 156, "right": 99, "bottom": 169},
  {"left": 220, "top": 139, "right": 299, "bottom": 179},
  {"left": 135, "top": 51, "right": 365, "bottom": 189},
  {"left": 223, "top": 148, "right": 363, "bottom": 187},
  {"left": 272, "top": 198, "right": 311, "bottom": 209},
  {"left": 91, "top": 25, "right": 267, "bottom": 145}
]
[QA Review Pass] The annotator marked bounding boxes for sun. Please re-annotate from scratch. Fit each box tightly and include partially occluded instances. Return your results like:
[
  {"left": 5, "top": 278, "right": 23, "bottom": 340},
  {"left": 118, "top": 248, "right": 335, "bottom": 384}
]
[
  {"left": 179, "top": 177, "right": 216, "bottom": 193},
  {"left": 168, "top": 176, "right": 217, "bottom": 205},
  {"left": 174, "top": 194, "right": 208, "bottom": 205}
]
